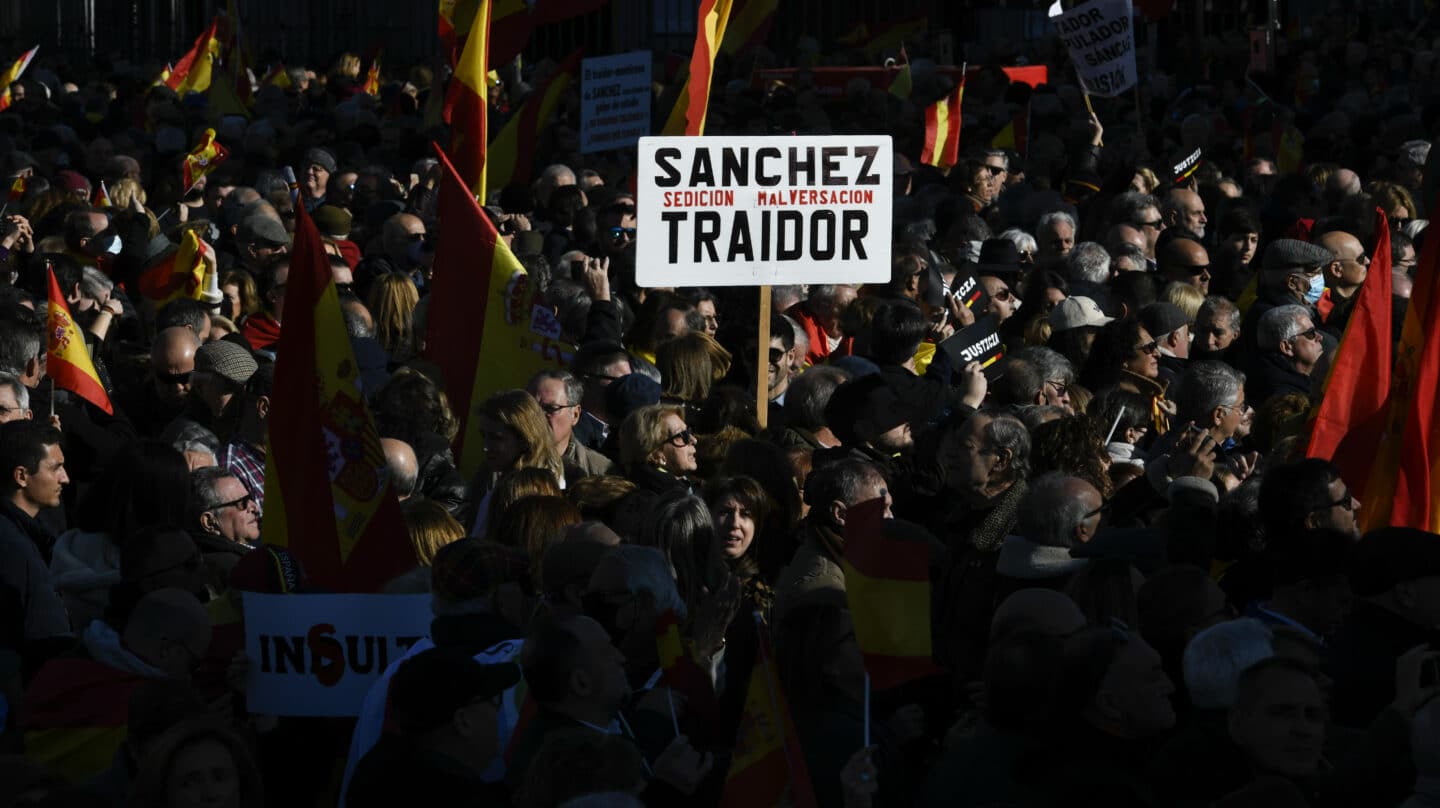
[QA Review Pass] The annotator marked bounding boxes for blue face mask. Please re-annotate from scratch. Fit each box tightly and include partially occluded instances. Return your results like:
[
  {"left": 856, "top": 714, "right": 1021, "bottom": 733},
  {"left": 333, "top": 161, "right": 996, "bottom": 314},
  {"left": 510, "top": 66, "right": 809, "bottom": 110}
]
[
  {"left": 406, "top": 239, "right": 425, "bottom": 266},
  {"left": 1303, "top": 272, "right": 1325, "bottom": 305}
]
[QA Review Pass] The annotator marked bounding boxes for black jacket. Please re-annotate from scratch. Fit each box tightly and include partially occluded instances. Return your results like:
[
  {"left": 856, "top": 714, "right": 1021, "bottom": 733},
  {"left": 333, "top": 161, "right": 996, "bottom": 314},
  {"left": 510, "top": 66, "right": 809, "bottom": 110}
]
[{"left": 1245, "top": 352, "right": 1314, "bottom": 405}]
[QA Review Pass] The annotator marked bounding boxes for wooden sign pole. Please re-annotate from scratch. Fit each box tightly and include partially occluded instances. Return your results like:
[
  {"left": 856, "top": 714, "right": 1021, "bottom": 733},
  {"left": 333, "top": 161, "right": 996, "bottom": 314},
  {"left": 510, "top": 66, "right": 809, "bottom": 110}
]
[{"left": 756, "top": 286, "right": 771, "bottom": 430}]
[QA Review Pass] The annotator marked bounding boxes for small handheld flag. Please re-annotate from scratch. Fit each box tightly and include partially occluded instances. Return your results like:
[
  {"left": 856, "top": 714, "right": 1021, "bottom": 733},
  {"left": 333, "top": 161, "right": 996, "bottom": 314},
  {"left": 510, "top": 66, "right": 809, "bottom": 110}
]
[
  {"left": 45, "top": 266, "right": 113, "bottom": 415},
  {"left": 0, "top": 45, "right": 39, "bottom": 112},
  {"left": 182, "top": 128, "right": 229, "bottom": 192},
  {"left": 91, "top": 181, "right": 111, "bottom": 208}
]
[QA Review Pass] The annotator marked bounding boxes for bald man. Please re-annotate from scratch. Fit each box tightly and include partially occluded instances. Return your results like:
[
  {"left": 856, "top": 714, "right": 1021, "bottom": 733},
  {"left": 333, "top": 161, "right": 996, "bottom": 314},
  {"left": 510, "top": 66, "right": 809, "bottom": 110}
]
[
  {"left": 1163, "top": 188, "right": 1208, "bottom": 239},
  {"left": 378, "top": 213, "right": 432, "bottom": 290},
  {"left": 1160, "top": 237, "right": 1212, "bottom": 295},
  {"left": 117, "top": 326, "right": 201, "bottom": 436},
  {"left": 381, "top": 438, "right": 419, "bottom": 501},
  {"left": 1317, "top": 230, "right": 1369, "bottom": 336}
]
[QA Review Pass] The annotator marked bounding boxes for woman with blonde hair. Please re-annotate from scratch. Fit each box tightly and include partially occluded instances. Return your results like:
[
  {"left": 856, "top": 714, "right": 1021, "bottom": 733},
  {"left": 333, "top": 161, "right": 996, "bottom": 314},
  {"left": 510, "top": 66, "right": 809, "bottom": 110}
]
[
  {"left": 1162, "top": 281, "right": 1205, "bottom": 323},
  {"left": 470, "top": 390, "right": 564, "bottom": 532},
  {"left": 401, "top": 497, "right": 465, "bottom": 565},
  {"left": 367, "top": 273, "right": 420, "bottom": 362},
  {"left": 1373, "top": 182, "right": 1419, "bottom": 228},
  {"left": 656, "top": 331, "right": 731, "bottom": 404},
  {"left": 221, "top": 270, "right": 261, "bottom": 322},
  {"left": 620, "top": 403, "right": 698, "bottom": 498},
  {"left": 110, "top": 177, "right": 147, "bottom": 210}
]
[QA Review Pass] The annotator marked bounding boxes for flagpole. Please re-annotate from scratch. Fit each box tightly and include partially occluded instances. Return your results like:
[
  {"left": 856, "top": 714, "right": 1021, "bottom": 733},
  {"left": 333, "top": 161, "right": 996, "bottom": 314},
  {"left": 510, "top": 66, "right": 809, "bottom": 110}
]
[
  {"left": 49, "top": 376, "right": 54, "bottom": 418},
  {"left": 667, "top": 687, "right": 680, "bottom": 739},
  {"left": 863, "top": 671, "right": 871, "bottom": 747},
  {"left": 756, "top": 286, "right": 771, "bottom": 430}
]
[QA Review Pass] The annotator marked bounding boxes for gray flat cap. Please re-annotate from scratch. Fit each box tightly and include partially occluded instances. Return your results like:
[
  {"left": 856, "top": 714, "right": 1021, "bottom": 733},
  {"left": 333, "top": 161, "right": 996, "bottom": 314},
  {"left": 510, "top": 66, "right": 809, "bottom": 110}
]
[{"left": 1262, "top": 239, "right": 1333, "bottom": 272}]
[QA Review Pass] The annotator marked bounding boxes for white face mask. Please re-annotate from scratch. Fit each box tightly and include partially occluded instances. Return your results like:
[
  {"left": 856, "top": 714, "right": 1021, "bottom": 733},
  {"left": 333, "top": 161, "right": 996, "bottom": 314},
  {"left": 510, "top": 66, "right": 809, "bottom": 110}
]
[{"left": 1303, "top": 272, "right": 1325, "bottom": 304}]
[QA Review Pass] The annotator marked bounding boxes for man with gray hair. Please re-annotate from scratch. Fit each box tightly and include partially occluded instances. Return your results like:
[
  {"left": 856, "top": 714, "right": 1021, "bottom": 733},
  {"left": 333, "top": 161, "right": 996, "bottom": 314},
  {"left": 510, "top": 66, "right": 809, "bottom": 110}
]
[
  {"left": 0, "top": 371, "right": 31, "bottom": 424},
  {"left": 1111, "top": 192, "right": 1165, "bottom": 260},
  {"left": 1067, "top": 241, "right": 1111, "bottom": 285},
  {"left": 1036, "top": 211, "right": 1076, "bottom": 263},
  {"left": 1111, "top": 242, "right": 1148, "bottom": 274},
  {"left": 1171, "top": 361, "right": 1247, "bottom": 448},
  {"left": 997, "top": 472, "right": 1100, "bottom": 586},
  {"left": 190, "top": 466, "right": 260, "bottom": 546},
  {"left": 1162, "top": 187, "right": 1208, "bottom": 239},
  {"left": 1193, "top": 295, "right": 1242, "bottom": 362},
  {"left": 1012, "top": 346, "right": 1074, "bottom": 412},
  {"left": 1249, "top": 304, "right": 1323, "bottom": 404},
  {"left": 779, "top": 365, "right": 849, "bottom": 450},
  {"left": 527, "top": 369, "right": 618, "bottom": 481}
]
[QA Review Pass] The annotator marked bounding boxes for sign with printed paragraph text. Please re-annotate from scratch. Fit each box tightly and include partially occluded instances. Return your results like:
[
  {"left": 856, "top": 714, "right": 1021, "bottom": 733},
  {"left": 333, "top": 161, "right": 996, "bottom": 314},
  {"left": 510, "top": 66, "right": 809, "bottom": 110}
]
[
  {"left": 635, "top": 135, "right": 893, "bottom": 287},
  {"left": 243, "top": 593, "right": 433, "bottom": 717},
  {"left": 1051, "top": 0, "right": 1137, "bottom": 97},
  {"left": 580, "top": 51, "right": 651, "bottom": 153}
]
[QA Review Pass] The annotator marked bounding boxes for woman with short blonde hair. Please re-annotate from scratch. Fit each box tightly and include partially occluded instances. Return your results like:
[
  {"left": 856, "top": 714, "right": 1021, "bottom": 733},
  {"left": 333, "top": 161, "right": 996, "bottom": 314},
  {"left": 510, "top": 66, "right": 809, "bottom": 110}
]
[
  {"left": 656, "top": 331, "right": 731, "bottom": 403},
  {"left": 402, "top": 497, "right": 465, "bottom": 565},
  {"left": 368, "top": 273, "right": 420, "bottom": 362}
]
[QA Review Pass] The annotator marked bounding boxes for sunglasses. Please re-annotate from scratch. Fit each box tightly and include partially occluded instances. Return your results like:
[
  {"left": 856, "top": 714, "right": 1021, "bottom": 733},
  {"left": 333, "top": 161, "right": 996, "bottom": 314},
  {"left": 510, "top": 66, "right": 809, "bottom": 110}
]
[
  {"left": 983, "top": 165, "right": 1005, "bottom": 176},
  {"left": 156, "top": 370, "right": 193, "bottom": 385},
  {"left": 1083, "top": 501, "right": 1111, "bottom": 520},
  {"left": 991, "top": 287, "right": 1013, "bottom": 301},
  {"left": 609, "top": 226, "right": 637, "bottom": 241},
  {"left": 1288, "top": 327, "right": 1321, "bottom": 343},
  {"left": 1138, "top": 218, "right": 1166, "bottom": 230},
  {"left": 213, "top": 494, "right": 254, "bottom": 511},
  {"left": 666, "top": 428, "right": 696, "bottom": 447},
  {"left": 1132, "top": 340, "right": 1160, "bottom": 357},
  {"left": 540, "top": 402, "right": 578, "bottom": 416},
  {"left": 1182, "top": 263, "right": 1211, "bottom": 275}
]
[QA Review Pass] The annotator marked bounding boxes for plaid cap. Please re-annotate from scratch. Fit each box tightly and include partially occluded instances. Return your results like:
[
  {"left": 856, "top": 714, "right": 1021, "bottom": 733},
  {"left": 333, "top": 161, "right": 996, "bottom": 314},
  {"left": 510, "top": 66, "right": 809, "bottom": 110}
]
[
  {"left": 303, "top": 147, "right": 337, "bottom": 174},
  {"left": 431, "top": 538, "right": 529, "bottom": 605},
  {"left": 195, "top": 340, "right": 258, "bottom": 387},
  {"left": 1262, "top": 239, "right": 1334, "bottom": 272}
]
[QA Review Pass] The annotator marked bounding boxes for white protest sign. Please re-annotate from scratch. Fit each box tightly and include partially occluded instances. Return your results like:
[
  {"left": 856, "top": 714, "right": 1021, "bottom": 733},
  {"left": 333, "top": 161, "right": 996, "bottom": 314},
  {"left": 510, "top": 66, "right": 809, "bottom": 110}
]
[
  {"left": 580, "top": 51, "right": 652, "bottom": 153},
  {"left": 635, "top": 135, "right": 893, "bottom": 287},
  {"left": 1051, "top": 0, "right": 1137, "bottom": 97},
  {"left": 243, "top": 592, "right": 433, "bottom": 717}
]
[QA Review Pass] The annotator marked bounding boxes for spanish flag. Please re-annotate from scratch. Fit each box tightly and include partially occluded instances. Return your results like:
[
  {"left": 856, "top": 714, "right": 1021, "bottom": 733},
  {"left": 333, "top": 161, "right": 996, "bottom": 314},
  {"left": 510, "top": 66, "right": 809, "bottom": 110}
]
[
  {"left": 91, "top": 181, "right": 110, "bottom": 209},
  {"left": 23, "top": 657, "right": 145, "bottom": 782},
  {"left": 261, "top": 63, "right": 292, "bottom": 89},
  {"left": 154, "top": 63, "right": 173, "bottom": 88},
  {"left": 137, "top": 230, "right": 209, "bottom": 307},
  {"left": 1307, "top": 208, "right": 1392, "bottom": 511},
  {"left": 991, "top": 103, "right": 1029, "bottom": 157},
  {"left": 1364, "top": 198, "right": 1440, "bottom": 530},
  {"left": 922, "top": 74, "right": 964, "bottom": 169},
  {"left": 362, "top": 50, "right": 382, "bottom": 96},
  {"left": 167, "top": 18, "right": 220, "bottom": 96},
  {"left": 8, "top": 174, "right": 26, "bottom": 202},
  {"left": 46, "top": 266, "right": 113, "bottom": 415},
  {"left": 0, "top": 45, "right": 38, "bottom": 112},
  {"left": 684, "top": 0, "right": 734, "bottom": 137},
  {"left": 447, "top": 0, "right": 491, "bottom": 199},
  {"left": 655, "top": 609, "right": 723, "bottom": 741},
  {"left": 842, "top": 497, "right": 940, "bottom": 689},
  {"left": 718, "top": 615, "right": 817, "bottom": 808},
  {"left": 487, "top": 49, "right": 580, "bottom": 193},
  {"left": 182, "top": 128, "right": 229, "bottom": 192},
  {"left": 260, "top": 201, "right": 412, "bottom": 592},
  {"left": 425, "top": 143, "right": 570, "bottom": 478}
]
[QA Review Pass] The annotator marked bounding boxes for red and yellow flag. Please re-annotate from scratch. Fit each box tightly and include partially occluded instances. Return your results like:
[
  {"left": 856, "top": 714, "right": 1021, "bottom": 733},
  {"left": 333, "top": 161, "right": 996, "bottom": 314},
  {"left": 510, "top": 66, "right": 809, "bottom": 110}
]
[
  {"left": 487, "top": 49, "right": 581, "bottom": 192},
  {"left": 446, "top": 0, "right": 492, "bottom": 199},
  {"left": 684, "top": 0, "right": 734, "bottom": 137},
  {"left": 7, "top": 175, "right": 26, "bottom": 202},
  {"left": 922, "top": 74, "right": 965, "bottom": 169},
  {"left": 425, "top": 143, "right": 569, "bottom": 477},
  {"left": 182, "top": 128, "right": 229, "bottom": 191},
  {"left": 842, "top": 497, "right": 941, "bottom": 690},
  {"left": 718, "top": 616, "right": 817, "bottom": 808},
  {"left": 46, "top": 267, "right": 112, "bottom": 415},
  {"left": 362, "top": 50, "right": 382, "bottom": 96},
  {"left": 992, "top": 102, "right": 1029, "bottom": 157},
  {"left": 167, "top": 18, "right": 220, "bottom": 95},
  {"left": 91, "top": 181, "right": 110, "bottom": 209},
  {"left": 260, "top": 202, "right": 412, "bottom": 592},
  {"left": 0, "top": 45, "right": 38, "bottom": 112},
  {"left": 261, "top": 63, "right": 292, "bottom": 89},
  {"left": 137, "top": 230, "right": 209, "bottom": 307},
  {"left": 22, "top": 657, "right": 144, "bottom": 782},
  {"left": 441, "top": 0, "right": 609, "bottom": 69},
  {"left": 655, "top": 610, "right": 724, "bottom": 742},
  {"left": 1307, "top": 208, "right": 1392, "bottom": 509}
]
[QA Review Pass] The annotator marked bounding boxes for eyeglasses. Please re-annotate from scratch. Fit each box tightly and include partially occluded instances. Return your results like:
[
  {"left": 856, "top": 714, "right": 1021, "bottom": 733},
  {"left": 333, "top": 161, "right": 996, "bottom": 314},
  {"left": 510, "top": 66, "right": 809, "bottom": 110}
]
[
  {"left": 1083, "top": 501, "right": 1110, "bottom": 520},
  {"left": 1046, "top": 379, "right": 1068, "bottom": 397},
  {"left": 983, "top": 165, "right": 1005, "bottom": 176},
  {"left": 1018, "top": 250, "right": 1035, "bottom": 263},
  {"left": 156, "top": 370, "right": 193, "bottom": 385},
  {"left": 1289, "top": 327, "right": 1321, "bottom": 343},
  {"left": 666, "top": 428, "right": 696, "bottom": 447},
  {"left": 1341, "top": 254, "right": 1370, "bottom": 267},
  {"left": 1181, "top": 263, "right": 1211, "bottom": 275},
  {"left": 1138, "top": 218, "right": 1166, "bottom": 230},
  {"left": 1310, "top": 487, "right": 1356, "bottom": 512},
  {"left": 540, "top": 402, "right": 578, "bottom": 416},
  {"left": 213, "top": 493, "right": 254, "bottom": 511},
  {"left": 768, "top": 348, "right": 786, "bottom": 366},
  {"left": 991, "top": 287, "right": 1013, "bottom": 301},
  {"left": 1132, "top": 340, "right": 1160, "bottom": 357},
  {"left": 608, "top": 226, "right": 637, "bottom": 241}
]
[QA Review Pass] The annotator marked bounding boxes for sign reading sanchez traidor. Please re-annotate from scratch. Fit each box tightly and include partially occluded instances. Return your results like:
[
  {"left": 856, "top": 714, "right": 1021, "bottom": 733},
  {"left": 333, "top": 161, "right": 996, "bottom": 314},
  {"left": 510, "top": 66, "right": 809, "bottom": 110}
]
[{"left": 635, "top": 135, "right": 893, "bottom": 287}]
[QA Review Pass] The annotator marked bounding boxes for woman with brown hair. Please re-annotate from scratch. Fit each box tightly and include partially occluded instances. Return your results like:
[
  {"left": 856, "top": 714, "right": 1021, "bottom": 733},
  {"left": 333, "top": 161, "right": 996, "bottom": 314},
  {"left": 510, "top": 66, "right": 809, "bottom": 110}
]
[
  {"left": 128, "top": 719, "right": 263, "bottom": 808},
  {"left": 401, "top": 497, "right": 465, "bottom": 565},
  {"left": 655, "top": 330, "right": 731, "bottom": 415},
  {"left": 704, "top": 475, "right": 779, "bottom": 620},
  {"left": 470, "top": 390, "right": 564, "bottom": 532},
  {"left": 220, "top": 270, "right": 261, "bottom": 323},
  {"left": 490, "top": 494, "right": 582, "bottom": 589},
  {"left": 367, "top": 273, "right": 420, "bottom": 362}
]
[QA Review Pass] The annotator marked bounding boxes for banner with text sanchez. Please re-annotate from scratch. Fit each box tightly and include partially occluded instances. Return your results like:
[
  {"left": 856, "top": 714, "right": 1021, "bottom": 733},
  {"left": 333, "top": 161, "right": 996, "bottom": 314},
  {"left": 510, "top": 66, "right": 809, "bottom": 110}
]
[{"left": 635, "top": 135, "right": 893, "bottom": 287}]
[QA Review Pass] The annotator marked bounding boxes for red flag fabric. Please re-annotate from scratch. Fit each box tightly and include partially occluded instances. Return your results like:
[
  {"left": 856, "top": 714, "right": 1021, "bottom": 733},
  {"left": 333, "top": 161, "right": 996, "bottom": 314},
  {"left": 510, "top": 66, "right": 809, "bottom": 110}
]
[
  {"left": 655, "top": 610, "right": 723, "bottom": 738},
  {"left": 842, "top": 497, "right": 942, "bottom": 689},
  {"left": 486, "top": 49, "right": 581, "bottom": 193},
  {"left": 718, "top": 616, "right": 817, "bottom": 808},
  {"left": 259, "top": 202, "right": 412, "bottom": 592},
  {"left": 182, "top": 128, "right": 229, "bottom": 192},
  {"left": 166, "top": 18, "right": 219, "bottom": 94},
  {"left": 442, "top": 0, "right": 609, "bottom": 69},
  {"left": 46, "top": 268, "right": 112, "bottom": 415},
  {"left": 1307, "top": 209, "right": 1392, "bottom": 506},
  {"left": 922, "top": 76, "right": 965, "bottom": 169},
  {"left": 684, "top": 0, "right": 734, "bottom": 136},
  {"left": 446, "top": 0, "right": 491, "bottom": 197}
]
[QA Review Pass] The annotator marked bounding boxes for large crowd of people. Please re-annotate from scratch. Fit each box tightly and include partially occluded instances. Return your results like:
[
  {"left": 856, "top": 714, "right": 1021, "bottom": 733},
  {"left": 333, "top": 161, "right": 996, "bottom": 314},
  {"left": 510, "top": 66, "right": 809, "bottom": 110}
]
[{"left": 1, "top": 11, "right": 1440, "bottom": 808}]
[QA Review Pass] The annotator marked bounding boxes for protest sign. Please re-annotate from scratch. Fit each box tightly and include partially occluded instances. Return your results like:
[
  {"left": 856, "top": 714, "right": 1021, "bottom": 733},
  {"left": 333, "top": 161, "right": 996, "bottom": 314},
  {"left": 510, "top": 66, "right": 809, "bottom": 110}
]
[
  {"left": 939, "top": 313, "right": 1006, "bottom": 381},
  {"left": 580, "top": 51, "right": 652, "bottom": 153},
  {"left": 949, "top": 268, "right": 991, "bottom": 316},
  {"left": 635, "top": 135, "right": 893, "bottom": 287},
  {"left": 244, "top": 592, "right": 433, "bottom": 717},
  {"left": 1051, "top": 0, "right": 1137, "bottom": 97}
]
